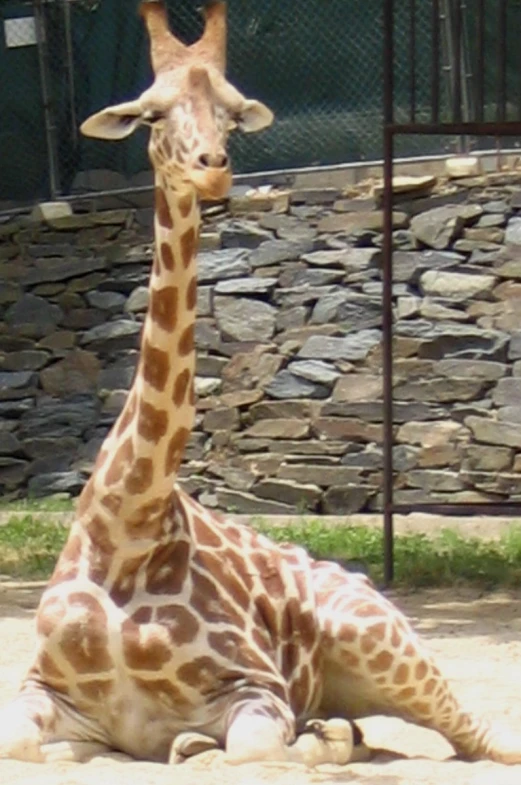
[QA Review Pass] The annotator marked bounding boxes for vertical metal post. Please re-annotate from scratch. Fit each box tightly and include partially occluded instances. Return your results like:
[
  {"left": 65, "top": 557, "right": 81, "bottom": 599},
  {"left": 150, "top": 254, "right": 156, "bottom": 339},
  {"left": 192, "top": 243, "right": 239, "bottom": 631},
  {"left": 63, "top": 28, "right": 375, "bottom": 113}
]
[
  {"left": 497, "top": 0, "right": 507, "bottom": 122},
  {"left": 476, "top": 0, "right": 485, "bottom": 122},
  {"left": 409, "top": 0, "right": 416, "bottom": 122},
  {"left": 431, "top": 0, "right": 440, "bottom": 123},
  {"left": 34, "top": 0, "right": 61, "bottom": 198},
  {"left": 382, "top": 0, "right": 394, "bottom": 586}
]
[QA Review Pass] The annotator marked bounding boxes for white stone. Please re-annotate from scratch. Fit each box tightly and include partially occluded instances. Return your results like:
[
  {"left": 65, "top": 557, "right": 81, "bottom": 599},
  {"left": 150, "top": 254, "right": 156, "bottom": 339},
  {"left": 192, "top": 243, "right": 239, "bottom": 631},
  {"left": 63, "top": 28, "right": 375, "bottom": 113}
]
[
  {"left": 195, "top": 377, "right": 221, "bottom": 397},
  {"left": 420, "top": 269, "right": 496, "bottom": 299},
  {"left": 445, "top": 156, "right": 480, "bottom": 178},
  {"left": 30, "top": 201, "right": 73, "bottom": 223}
]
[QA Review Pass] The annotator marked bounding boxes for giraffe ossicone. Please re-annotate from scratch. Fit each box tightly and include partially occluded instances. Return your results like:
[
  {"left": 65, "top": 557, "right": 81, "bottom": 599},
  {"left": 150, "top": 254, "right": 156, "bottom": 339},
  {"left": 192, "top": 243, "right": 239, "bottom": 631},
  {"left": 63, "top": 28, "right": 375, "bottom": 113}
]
[{"left": 0, "top": 0, "right": 520, "bottom": 770}]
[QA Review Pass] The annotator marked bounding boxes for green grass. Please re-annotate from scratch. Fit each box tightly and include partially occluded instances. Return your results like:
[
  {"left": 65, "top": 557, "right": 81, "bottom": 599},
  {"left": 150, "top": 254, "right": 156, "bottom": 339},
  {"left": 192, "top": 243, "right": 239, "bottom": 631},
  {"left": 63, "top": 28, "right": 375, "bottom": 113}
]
[
  {"left": 1, "top": 504, "right": 521, "bottom": 587},
  {"left": 0, "top": 495, "right": 74, "bottom": 513}
]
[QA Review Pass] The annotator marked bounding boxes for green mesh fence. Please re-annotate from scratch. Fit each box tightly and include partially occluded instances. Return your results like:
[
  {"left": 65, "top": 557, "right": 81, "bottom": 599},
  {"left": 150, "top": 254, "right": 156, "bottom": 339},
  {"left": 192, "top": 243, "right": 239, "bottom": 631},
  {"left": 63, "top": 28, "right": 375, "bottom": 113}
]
[{"left": 1, "top": 0, "right": 521, "bottom": 205}]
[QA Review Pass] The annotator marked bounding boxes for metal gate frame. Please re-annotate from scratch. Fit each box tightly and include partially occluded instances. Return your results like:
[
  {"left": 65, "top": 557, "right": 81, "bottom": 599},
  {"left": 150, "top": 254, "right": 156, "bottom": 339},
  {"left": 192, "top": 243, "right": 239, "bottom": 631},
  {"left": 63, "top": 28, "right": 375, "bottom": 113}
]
[{"left": 381, "top": 0, "right": 521, "bottom": 583}]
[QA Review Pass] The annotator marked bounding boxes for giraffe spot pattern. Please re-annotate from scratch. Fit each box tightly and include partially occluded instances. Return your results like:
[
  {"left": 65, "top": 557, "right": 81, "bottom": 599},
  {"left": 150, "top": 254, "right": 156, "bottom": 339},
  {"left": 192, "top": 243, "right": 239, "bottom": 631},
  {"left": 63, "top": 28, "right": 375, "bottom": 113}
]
[
  {"left": 145, "top": 540, "right": 190, "bottom": 595},
  {"left": 368, "top": 649, "right": 394, "bottom": 673},
  {"left": 186, "top": 275, "right": 197, "bottom": 311},
  {"left": 100, "top": 492, "right": 123, "bottom": 516},
  {"left": 192, "top": 513, "right": 222, "bottom": 548},
  {"left": 133, "top": 677, "right": 191, "bottom": 712},
  {"left": 105, "top": 438, "right": 134, "bottom": 486},
  {"left": 77, "top": 679, "right": 114, "bottom": 702},
  {"left": 142, "top": 341, "right": 170, "bottom": 392},
  {"left": 150, "top": 285, "right": 179, "bottom": 332},
  {"left": 137, "top": 400, "right": 169, "bottom": 442},
  {"left": 178, "top": 324, "right": 194, "bottom": 357},
  {"left": 76, "top": 477, "right": 94, "bottom": 518},
  {"left": 121, "top": 617, "right": 172, "bottom": 670},
  {"left": 415, "top": 660, "right": 428, "bottom": 680},
  {"left": 199, "top": 550, "right": 251, "bottom": 611},
  {"left": 423, "top": 677, "right": 437, "bottom": 695},
  {"left": 160, "top": 242, "right": 175, "bottom": 271},
  {"left": 125, "top": 497, "right": 169, "bottom": 539},
  {"left": 162, "top": 137, "right": 173, "bottom": 159},
  {"left": 393, "top": 662, "right": 409, "bottom": 685},
  {"left": 155, "top": 186, "right": 173, "bottom": 229},
  {"left": 360, "top": 635, "right": 378, "bottom": 655},
  {"left": 178, "top": 191, "right": 193, "bottom": 218},
  {"left": 177, "top": 656, "right": 221, "bottom": 694},
  {"left": 180, "top": 226, "right": 196, "bottom": 268},
  {"left": 254, "top": 593, "right": 278, "bottom": 641},
  {"left": 124, "top": 456, "right": 154, "bottom": 495},
  {"left": 59, "top": 592, "right": 113, "bottom": 674},
  {"left": 39, "top": 651, "right": 66, "bottom": 682},
  {"left": 156, "top": 604, "right": 199, "bottom": 646},
  {"left": 173, "top": 368, "right": 191, "bottom": 407},
  {"left": 131, "top": 606, "right": 153, "bottom": 624},
  {"left": 289, "top": 664, "right": 311, "bottom": 716},
  {"left": 49, "top": 533, "right": 82, "bottom": 584},
  {"left": 115, "top": 392, "right": 137, "bottom": 438},
  {"left": 190, "top": 569, "right": 246, "bottom": 628},
  {"left": 164, "top": 426, "right": 189, "bottom": 475},
  {"left": 85, "top": 515, "right": 117, "bottom": 584},
  {"left": 110, "top": 555, "right": 144, "bottom": 606}
]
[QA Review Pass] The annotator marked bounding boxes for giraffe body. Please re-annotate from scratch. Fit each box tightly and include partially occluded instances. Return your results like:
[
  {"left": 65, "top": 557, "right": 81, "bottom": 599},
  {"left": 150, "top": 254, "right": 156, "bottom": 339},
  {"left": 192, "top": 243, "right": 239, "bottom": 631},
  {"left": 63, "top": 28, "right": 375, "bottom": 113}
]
[{"left": 1, "top": 0, "right": 520, "bottom": 769}]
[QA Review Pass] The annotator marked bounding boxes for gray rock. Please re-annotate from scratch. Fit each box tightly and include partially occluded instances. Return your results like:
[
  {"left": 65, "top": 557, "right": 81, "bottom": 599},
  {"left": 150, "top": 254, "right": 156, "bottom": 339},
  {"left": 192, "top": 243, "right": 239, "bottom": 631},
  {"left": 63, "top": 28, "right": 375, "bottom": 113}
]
[
  {"left": 5, "top": 294, "right": 63, "bottom": 338},
  {"left": 505, "top": 217, "right": 521, "bottom": 245},
  {"left": 392, "top": 249, "right": 464, "bottom": 283},
  {"left": 98, "top": 353, "right": 138, "bottom": 391},
  {"left": 216, "top": 488, "right": 294, "bottom": 514},
  {"left": 509, "top": 332, "right": 521, "bottom": 360},
  {"left": 482, "top": 200, "right": 509, "bottom": 214},
  {"left": 19, "top": 396, "right": 99, "bottom": 439},
  {"left": 221, "top": 220, "right": 273, "bottom": 248},
  {"left": 317, "top": 210, "right": 408, "bottom": 234},
  {"left": 1, "top": 350, "right": 50, "bottom": 371},
  {"left": 465, "top": 415, "right": 521, "bottom": 449},
  {"left": 321, "top": 486, "right": 371, "bottom": 514},
  {"left": 302, "top": 248, "right": 380, "bottom": 273},
  {"left": 0, "top": 431, "right": 21, "bottom": 456},
  {"left": 252, "top": 479, "right": 321, "bottom": 511},
  {"left": 299, "top": 330, "right": 381, "bottom": 361},
  {"left": 279, "top": 266, "right": 345, "bottom": 288},
  {"left": 86, "top": 290, "right": 127, "bottom": 312},
  {"left": 277, "top": 463, "right": 362, "bottom": 486},
  {"left": 341, "top": 446, "right": 383, "bottom": 468},
  {"left": 214, "top": 297, "right": 276, "bottom": 341},
  {"left": 408, "top": 324, "right": 509, "bottom": 361},
  {"left": 24, "top": 255, "right": 108, "bottom": 285},
  {"left": 419, "top": 298, "right": 469, "bottom": 321},
  {"left": 81, "top": 320, "right": 142, "bottom": 350},
  {"left": 462, "top": 444, "right": 513, "bottom": 472},
  {"left": 40, "top": 350, "right": 101, "bottom": 396},
  {"left": 436, "top": 359, "right": 506, "bottom": 381},
  {"left": 410, "top": 204, "right": 482, "bottom": 249},
  {"left": 28, "top": 471, "right": 86, "bottom": 497},
  {"left": 406, "top": 469, "right": 463, "bottom": 492},
  {"left": 125, "top": 286, "right": 149, "bottom": 313},
  {"left": 22, "top": 435, "right": 80, "bottom": 459},
  {"left": 394, "top": 378, "right": 485, "bottom": 403},
  {"left": 290, "top": 187, "right": 340, "bottom": 205},
  {"left": 203, "top": 407, "right": 240, "bottom": 432},
  {"left": 322, "top": 400, "right": 444, "bottom": 423},
  {"left": 265, "top": 370, "right": 329, "bottom": 400},
  {"left": 214, "top": 277, "right": 277, "bottom": 295},
  {"left": 420, "top": 270, "right": 497, "bottom": 299},
  {"left": 289, "top": 360, "right": 341, "bottom": 385},
  {"left": 276, "top": 305, "right": 308, "bottom": 333},
  {"left": 0, "top": 458, "right": 28, "bottom": 489},
  {"left": 198, "top": 249, "right": 250, "bottom": 283},
  {"left": 0, "top": 371, "right": 37, "bottom": 398},
  {"left": 248, "top": 239, "right": 315, "bottom": 269},
  {"left": 497, "top": 406, "right": 521, "bottom": 424},
  {"left": 310, "top": 291, "right": 381, "bottom": 331},
  {"left": 392, "top": 444, "right": 419, "bottom": 471},
  {"left": 492, "top": 378, "right": 521, "bottom": 406}
]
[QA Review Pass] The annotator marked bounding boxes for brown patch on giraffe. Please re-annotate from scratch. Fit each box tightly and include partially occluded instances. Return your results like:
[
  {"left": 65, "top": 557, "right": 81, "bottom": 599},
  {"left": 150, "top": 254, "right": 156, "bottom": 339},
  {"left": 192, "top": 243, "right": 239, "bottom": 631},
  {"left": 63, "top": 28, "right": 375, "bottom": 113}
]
[
  {"left": 411, "top": 700, "right": 432, "bottom": 717},
  {"left": 393, "top": 662, "right": 409, "bottom": 685},
  {"left": 360, "top": 635, "right": 378, "bottom": 655},
  {"left": 145, "top": 540, "right": 190, "bottom": 595},
  {"left": 142, "top": 340, "right": 170, "bottom": 392},
  {"left": 155, "top": 186, "right": 173, "bottom": 229},
  {"left": 125, "top": 497, "right": 169, "bottom": 539},
  {"left": 290, "top": 665, "right": 311, "bottom": 716},
  {"left": 176, "top": 656, "right": 220, "bottom": 695},
  {"left": 86, "top": 516, "right": 117, "bottom": 584},
  {"left": 200, "top": 550, "right": 251, "bottom": 611},
  {"left": 101, "top": 492, "right": 123, "bottom": 516},
  {"left": 297, "top": 610, "right": 316, "bottom": 650},
  {"left": 282, "top": 641, "right": 300, "bottom": 675},
  {"left": 105, "top": 438, "right": 134, "bottom": 486},
  {"left": 368, "top": 649, "right": 394, "bottom": 672},
  {"left": 111, "top": 555, "right": 144, "bottom": 606},
  {"left": 423, "top": 677, "right": 437, "bottom": 696},
  {"left": 39, "top": 651, "right": 66, "bottom": 682},
  {"left": 160, "top": 241, "right": 175, "bottom": 271},
  {"left": 180, "top": 226, "right": 196, "bottom": 268},
  {"left": 77, "top": 679, "right": 114, "bottom": 702},
  {"left": 60, "top": 592, "right": 112, "bottom": 674},
  {"left": 186, "top": 276, "right": 197, "bottom": 311},
  {"left": 252, "top": 627, "right": 271, "bottom": 653},
  {"left": 178, "top": 191, "right": 193, "bottom": 218},
  {"left": 137, "top": 400, "right": 168, "bottom": 442},
  {"left": 338, "top": 624, "right": 358, "bottom": 644},
  {"left": 93, "top": 448, "right": 109, "bottom": 472},
  {"left": 164, "top": 426, "right": 190, "bottom": 475},
  {"left": 178, "top": 324, "right": 194, "bottom": 357},
  {"left": 250, "top": 551, "right": 285, "bottom": 598},
  {"left": 208, "top": 630, "right": 242, "bottom": 660},
  {"left": 340, "top": 649, "right": 360, "bottom": 669},
  {"left": 133, "top": 677, "right": 191, "bottom": 712},
  {"left": 415, "top": 660, "right": 429, "bottom": 680},
  {"left": 157, "top": 604, "right": 199, "bottom": 646},
  {"left": 390, "top": 623, "right": 401, "bottom": 648},
  {"left": 131, "top": 606, "right": 153, "bottom": 624},
  {"left": 124, "top": 456, "right": 154, "bottom": 495},
  {"left": 223, "top": 524, "right": 242, "bottom": 546},
  {"left": 153, "top": 252, "right": 161, "bottom": 276},
  {"left": 403, "top": 642, "right": 416, "bottom": 657},
  {"left": 116, "top": 391, "right": 137, "bottom": 438},
  {"left": 121, "top": 618, "right": 172, "bottom": 670},
  {"left": 367, "top": 621, "right": 387, "bottom": 642},
  {"left": 223, "top": 546, "right": 254, "bottom": 592},
  {"left": 397, "top": 686, "right": 416, "bottom": 701},
  {"left": 192, "top": 513, "right": 222, "bottom": 548},
  {"left": 254, "top": 593, "right": 278, "bottom": 639},
  {"left": 190, "top": 569, "right": 246, "bottom": 628},
  {"left": 76, "top": 477, "right": 94, "bottom": 518},
  {"left": 162, "top": 137, "right": 172, "bottom": 159},
  {"left": 355, "top": 602, "right": 385, "bottom": 618},
  {"left": 173, "top": 368, "right": 191, "bottom": 407},
  {"left": 150, "top": 285, "right": 179, "bottom": 332}
]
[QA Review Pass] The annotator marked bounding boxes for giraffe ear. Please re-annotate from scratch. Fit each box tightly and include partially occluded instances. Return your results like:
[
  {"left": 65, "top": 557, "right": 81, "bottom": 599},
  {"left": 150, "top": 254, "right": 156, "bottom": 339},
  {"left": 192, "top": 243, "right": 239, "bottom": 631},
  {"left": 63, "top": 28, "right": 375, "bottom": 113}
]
[
  {"left": 235, "top": 99, "right": 274, "bottom": 133},
  {"left": 80, "top": 100, "right": 144, "bottom": 140}
]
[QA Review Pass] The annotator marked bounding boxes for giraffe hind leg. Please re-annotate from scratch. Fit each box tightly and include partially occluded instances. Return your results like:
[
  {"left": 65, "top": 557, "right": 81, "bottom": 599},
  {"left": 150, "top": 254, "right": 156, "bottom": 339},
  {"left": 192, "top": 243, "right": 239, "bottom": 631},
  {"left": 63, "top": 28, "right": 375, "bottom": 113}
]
[{"left": 316, "top": 574, "right": 521, "bottom": 764}]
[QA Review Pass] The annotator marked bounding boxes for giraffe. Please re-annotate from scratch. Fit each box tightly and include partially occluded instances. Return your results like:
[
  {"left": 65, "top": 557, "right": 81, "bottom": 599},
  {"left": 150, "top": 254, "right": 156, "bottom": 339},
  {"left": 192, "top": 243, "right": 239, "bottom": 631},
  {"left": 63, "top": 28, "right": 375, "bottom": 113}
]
[{"left": 0, "top": 0, "right": 519, "bottom": 770}]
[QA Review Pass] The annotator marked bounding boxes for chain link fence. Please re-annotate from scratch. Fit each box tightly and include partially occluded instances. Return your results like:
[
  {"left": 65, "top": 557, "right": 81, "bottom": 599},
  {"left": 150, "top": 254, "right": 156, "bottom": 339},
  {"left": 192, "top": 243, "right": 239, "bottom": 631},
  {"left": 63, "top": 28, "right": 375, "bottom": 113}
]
[{"left": 1, "top": 0, "right": 521, "bottom": 206}]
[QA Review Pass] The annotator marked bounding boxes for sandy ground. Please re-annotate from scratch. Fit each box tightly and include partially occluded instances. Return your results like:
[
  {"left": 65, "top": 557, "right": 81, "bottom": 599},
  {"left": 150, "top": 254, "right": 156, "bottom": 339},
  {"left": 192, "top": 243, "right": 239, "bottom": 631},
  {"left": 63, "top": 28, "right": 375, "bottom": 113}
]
[{"left": 0, "top": 583, "right": 519, "bottom": 785}]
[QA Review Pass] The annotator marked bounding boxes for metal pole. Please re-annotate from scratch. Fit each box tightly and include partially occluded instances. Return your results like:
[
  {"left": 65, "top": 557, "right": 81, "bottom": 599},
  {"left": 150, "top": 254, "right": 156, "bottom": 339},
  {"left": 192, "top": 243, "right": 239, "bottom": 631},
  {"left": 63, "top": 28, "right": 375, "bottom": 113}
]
[
  {"left": 382, "top": 0, "right": 394, "bottom": 586},
  {"left": 34, "top": 0, "right": 61, "bottom": 198}
]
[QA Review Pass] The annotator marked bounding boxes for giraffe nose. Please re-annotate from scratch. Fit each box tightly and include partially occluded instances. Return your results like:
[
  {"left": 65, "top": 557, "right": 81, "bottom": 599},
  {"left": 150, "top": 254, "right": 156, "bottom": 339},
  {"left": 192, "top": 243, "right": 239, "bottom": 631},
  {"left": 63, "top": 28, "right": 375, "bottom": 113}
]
[{"left": 197, "top": 152, "right": 229, "bottom": 170}]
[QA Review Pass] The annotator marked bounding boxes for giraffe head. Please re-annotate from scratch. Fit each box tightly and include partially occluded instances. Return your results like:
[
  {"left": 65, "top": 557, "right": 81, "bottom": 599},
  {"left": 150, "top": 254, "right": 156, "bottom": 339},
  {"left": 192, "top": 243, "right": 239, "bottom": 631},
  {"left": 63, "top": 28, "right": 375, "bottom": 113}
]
[{"left": 80, "top": 1, "right": 273, "bottom": 199}]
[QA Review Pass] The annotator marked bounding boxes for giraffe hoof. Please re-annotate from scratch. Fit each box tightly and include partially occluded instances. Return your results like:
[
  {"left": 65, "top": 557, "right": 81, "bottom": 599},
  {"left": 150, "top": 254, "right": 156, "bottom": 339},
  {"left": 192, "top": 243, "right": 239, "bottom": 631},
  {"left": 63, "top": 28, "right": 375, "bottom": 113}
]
[
  {"left": 303, "top": 718, "right": 353, "bottom": 742},
  {"left": 169, "top": 731, "right": 219, "bottom": 764}
]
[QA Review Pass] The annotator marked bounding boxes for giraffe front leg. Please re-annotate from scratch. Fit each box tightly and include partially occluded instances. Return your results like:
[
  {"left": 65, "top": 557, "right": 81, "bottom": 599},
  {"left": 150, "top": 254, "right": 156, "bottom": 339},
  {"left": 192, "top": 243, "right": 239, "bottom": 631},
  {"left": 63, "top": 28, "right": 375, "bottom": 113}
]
[{"left": 224, "top": 690, "right": 355, "bottom": 766}]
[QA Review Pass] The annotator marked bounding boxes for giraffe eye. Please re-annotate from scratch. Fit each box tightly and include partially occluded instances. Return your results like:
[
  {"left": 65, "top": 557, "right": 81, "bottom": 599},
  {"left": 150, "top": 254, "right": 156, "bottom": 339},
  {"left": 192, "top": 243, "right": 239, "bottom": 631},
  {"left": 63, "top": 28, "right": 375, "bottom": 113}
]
[{"left": 142, "top": 110, "right": 165, "bottom": 125}]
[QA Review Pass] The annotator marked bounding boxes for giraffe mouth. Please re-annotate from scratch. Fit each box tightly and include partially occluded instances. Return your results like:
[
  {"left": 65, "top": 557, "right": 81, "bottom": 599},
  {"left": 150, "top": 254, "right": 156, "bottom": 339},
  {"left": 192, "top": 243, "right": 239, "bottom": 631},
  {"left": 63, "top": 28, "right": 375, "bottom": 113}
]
[{"left": 189, "top": 167, "right": 232, "bottom": 201}]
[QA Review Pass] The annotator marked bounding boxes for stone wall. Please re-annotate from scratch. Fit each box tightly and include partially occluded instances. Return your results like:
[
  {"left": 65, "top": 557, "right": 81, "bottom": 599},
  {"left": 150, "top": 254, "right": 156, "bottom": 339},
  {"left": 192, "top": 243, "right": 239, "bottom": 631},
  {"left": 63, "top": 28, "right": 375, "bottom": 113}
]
[{"left": 2, "top": 171, "right": 521, "bottom": 512}]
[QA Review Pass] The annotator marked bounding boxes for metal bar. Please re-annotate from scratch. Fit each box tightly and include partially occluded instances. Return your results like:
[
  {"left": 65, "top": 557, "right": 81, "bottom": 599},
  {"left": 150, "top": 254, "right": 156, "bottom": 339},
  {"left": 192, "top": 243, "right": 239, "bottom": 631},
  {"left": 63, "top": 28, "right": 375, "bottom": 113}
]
[
  {"left": 475, "top": 0, "right": 485, "bottom": 122},
  {"left": 382, "top": 0, "right": 394, "bottom": 585},
  {"left": 34, "top": 0, "right": 61, "bottom": 198},
  {"left": 63, "top": 0, "right": 78, "bottom": 146},
  {"left": 452, "top": 0, "right": 462, "bottom": 122},
  {"left": 497, "top": 0, "right": 507, "bottom": 122},
  {"left": 386, "top": 121, "right": 521, "bottom": 134},
  {"left": 431, "top": 0, "right": 440, "bottom": 123},
  {"left": 409, "top": 0, "right": 416, "bottom": 122},
  {"left": 392, "top": 503, "right": 521, "bottom": 516}
]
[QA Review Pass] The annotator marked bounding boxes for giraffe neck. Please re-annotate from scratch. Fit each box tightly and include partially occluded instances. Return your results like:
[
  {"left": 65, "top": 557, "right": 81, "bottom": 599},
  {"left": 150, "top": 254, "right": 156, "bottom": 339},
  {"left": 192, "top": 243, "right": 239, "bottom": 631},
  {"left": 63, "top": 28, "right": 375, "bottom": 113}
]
[{"left": 77, "top": 175, "right": 199, "bottom": 529}]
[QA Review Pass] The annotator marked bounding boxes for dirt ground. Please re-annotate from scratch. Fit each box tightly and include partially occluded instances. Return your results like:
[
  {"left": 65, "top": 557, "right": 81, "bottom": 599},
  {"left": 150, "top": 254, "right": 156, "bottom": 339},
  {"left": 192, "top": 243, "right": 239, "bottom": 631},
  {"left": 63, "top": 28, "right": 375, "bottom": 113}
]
[{"left": 0, "top": 583, "right": 519, "bottom": 785}]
